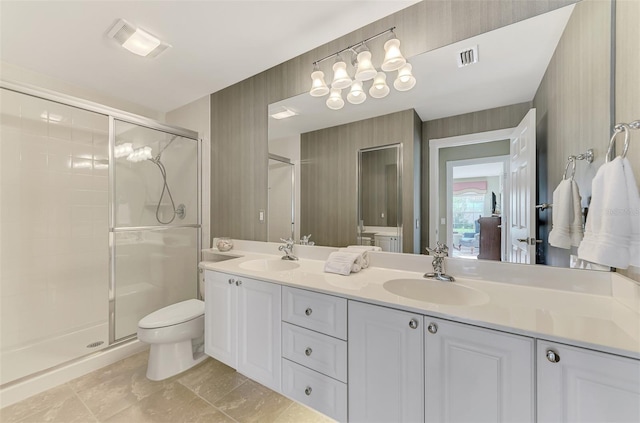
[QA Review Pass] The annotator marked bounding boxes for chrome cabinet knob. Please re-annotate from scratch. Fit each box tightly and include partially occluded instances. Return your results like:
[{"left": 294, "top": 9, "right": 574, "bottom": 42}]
[
  {"left": 305, "top": 307, "right": 312, "bottom": 316},
  {"left": 304, "top": 386, "right": 312, "bottom": 396},
  {"left": 228, "top": 278, "right": 234, "bottom": 285},
  {"left": 546, "top": 349, "right": 560, "bottom": 363},
  {"left": 409, "top": 319, "right": 419, "bottom": 329},
  {"left": 427, "top": 322, "right": 438, "bottom": 334},
  {"left": 305, "top": 347, "right": 313, "bottom": 356},
  {"left": 236, "top": 280, "right": 242, "bottom": 286}
]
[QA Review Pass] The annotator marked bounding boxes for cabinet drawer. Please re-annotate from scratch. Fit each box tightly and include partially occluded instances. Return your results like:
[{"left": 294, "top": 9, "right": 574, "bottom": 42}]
[
  {"left": 282, "top": 287, "right": 347, "bottom": 340},
  {"left": 282, "top": 322, "right": 347, "bottom": 383},
  {"left": 282, "top": 358, "right": 347, "bottom": 422}
]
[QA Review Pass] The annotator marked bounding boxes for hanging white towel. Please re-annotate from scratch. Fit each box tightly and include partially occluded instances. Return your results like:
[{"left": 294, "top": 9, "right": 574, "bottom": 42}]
[
  {"left": 577, "top": 157, "right": 640, "bottom": 269},
  {"left": 548, "top": 179, "right": 583, "bottom": 249},
  {"left": 324, "top": 252, "right": 363, "bottom": 276}
]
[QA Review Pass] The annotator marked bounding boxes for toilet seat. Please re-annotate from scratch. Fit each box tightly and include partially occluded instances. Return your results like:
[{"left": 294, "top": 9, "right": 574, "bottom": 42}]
[{"left": 138, "top": 299, "right": 204, "bottom": 329}]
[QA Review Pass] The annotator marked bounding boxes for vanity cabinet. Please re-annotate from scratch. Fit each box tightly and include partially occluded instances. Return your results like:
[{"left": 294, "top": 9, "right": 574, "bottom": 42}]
[
  {"left": 348, "top": 301, "right": 424, "bottom": 423},
  {"left": 537, "top": 341, "right": 640, "bottom": 423},
  {"left": 374, "top": 234, "right": 401, "bottom": 252},
  {"left": 204, "top": 270, "right": 281, "bottom": 391},
  {"left": 424, "top": 318, "right": 534, "bottom": 423},
  {"left": 281, "top": 286, "right": 348, "bottom": 422}
]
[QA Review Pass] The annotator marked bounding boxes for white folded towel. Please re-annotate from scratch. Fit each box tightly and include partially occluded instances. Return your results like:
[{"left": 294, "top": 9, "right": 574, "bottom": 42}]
[
  {"left": 548, "top": 179, "right": 583, "bottom": 249},
  {"left": 339, "top": 248, "right": 370, "bottom": 268},
  {"left": 324, "top": 252, "right": 363, "bottom": 276},
  {"left": 577, "top": 157, "right": 640, "bottom": 269}
]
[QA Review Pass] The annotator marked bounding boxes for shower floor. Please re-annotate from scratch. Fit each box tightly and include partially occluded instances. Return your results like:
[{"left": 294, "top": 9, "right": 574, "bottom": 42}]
[{"left": 1, "top": 323, "right": 108, "bottom": 385}]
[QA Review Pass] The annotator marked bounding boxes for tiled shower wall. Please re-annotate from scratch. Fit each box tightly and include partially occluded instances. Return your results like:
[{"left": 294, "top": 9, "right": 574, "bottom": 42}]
[{"left": 0, "top": 89, "right": 109, "bottom": 383}]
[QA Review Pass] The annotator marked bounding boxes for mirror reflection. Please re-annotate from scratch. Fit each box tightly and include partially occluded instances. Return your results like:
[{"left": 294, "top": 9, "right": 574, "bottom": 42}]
[
  {"left": 358, "top": 144, "right": 402, "bottom": 252},
  {"left": 268, "top": 0, "right": 613, "bottom": 271}
]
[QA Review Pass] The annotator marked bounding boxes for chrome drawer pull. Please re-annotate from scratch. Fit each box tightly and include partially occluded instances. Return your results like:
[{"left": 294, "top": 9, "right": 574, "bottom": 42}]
[
  {"left": 409, "top": 319, "right": 418, "bottom": 329},
  {"left": 228, "top": 278, "right": 234, "bottom": 285},
  {"left": 305, "top": 347, "right": 313, "bottom": 356},
  {"left": 305, "top": 386, "right": 312, "bottom": 396},
  {"left": 305, "top": 307, "right": 312, "bottom": 316},
  {"left": 427, "top": 322, "right": 438, "bottom": 334}
]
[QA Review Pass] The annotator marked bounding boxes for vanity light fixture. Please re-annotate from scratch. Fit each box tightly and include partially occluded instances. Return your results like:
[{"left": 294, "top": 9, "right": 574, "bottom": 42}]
[
  {"left": 309, "top": 27, "right": 414, "bottom": 109},
  {"left": 326, "top": 88, "right": 345, "bottom": 110},
  {"left": 107, "top": 19, "right": 171, "bottom": 58}
]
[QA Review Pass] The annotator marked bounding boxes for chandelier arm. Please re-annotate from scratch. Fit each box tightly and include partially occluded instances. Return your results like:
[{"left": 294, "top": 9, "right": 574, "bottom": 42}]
[{"left": 312, "top": 26, "right": 396, "bottom": 67}]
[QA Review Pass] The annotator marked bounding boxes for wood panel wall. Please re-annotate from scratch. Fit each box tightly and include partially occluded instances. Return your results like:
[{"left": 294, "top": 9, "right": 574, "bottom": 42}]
[
  {"left": 210, "top": 0, "right": 575, "bottom": 244},
  {"left": 300, "top": 110, "right": 419, "bottom": 251},
  {"left": 533, "top": 0, "right": 612, "bottom": 268},
  {"left": 615, "top": 0, "right": 640, "bottom": 282}
]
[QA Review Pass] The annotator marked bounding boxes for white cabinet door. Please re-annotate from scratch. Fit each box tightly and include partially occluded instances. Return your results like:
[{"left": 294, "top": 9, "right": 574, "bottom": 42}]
[
  {"left": 237, "top": 277, "right": 281, "bottom": 391},
  {"left": 348, "top": 301, "right": 424, "bottom": 423},
  {"left": 425, "top": 318, "right": 534, "bottom": 423},
  {"left": 537, "top": 341, "right": 640, "bottom": 423},
  {"left": 204, "top": 271, "right": 237, "bottom": 368}
]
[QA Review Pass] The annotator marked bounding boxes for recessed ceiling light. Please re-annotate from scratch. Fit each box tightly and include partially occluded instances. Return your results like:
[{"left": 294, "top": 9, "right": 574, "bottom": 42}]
[
  {"left": 271, "top": 107, "right": 298, "bottom": 120},
  {"left": 107, "top": 19, "right": 171, "bottom": 58}
]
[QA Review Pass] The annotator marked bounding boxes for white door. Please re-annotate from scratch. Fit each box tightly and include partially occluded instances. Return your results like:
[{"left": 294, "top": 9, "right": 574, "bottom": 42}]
[
  {"left": 508, "top": 108, "right": 537, "bottom": 263},
  {"left": 237, "top": 276, "right": 282, "bottom": 391},
  {"left": 425, "top": 318, "right": 534, "bottom": 423},
  {"left": 348, "top": 301, "right": 424, "bottom": 423},
  {"left": 204, "top": 271, "right": 237, "bottom": 368},
  {"left": 538, "top": 341, "right": 640, "bottom": 423}
]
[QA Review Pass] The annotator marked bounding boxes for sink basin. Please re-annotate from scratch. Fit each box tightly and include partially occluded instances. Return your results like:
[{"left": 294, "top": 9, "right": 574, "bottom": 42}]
[
  {"left": 383, "top": 278, "right": 489, "bottom": 306},
  {"left": 239, "top": 259, "right": 300, "bottom": 272}
]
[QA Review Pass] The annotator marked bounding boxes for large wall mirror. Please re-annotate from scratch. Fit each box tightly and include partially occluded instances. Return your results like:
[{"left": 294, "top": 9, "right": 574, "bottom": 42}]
[{"left": 268, "top": 0, "right": 617, "bottom": 271}]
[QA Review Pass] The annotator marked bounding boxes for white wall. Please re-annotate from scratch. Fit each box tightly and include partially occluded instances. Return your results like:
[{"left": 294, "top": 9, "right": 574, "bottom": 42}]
[{"left": 1, "top": 61, "right": 164, "bottom": 121}]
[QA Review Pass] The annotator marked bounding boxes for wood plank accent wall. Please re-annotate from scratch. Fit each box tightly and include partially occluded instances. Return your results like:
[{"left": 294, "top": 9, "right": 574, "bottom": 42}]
[
  {"left": 615, "top": 0, "right": 640, "bottom": 282},
  {"left": 533, "top": 0, "right": 612, "bottom": 268},
  {"left": 300, "top": 110, "right": 418, "bottom": 251},
  {"left": 421, "top": 102, "right": 532, "bottom": 251},
  {"left": 210, "top": 0, "right": 575, "bottom": 243}
]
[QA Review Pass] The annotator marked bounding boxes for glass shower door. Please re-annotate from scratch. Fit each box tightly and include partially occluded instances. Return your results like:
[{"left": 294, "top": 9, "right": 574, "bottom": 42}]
[{"left": 111, "top": 120, "right": 199, "bottom": 341}]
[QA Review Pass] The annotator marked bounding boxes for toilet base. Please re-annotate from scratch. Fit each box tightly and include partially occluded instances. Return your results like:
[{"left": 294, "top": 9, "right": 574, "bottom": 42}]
[{"left": 146, "top": 339, "right": 207, "bottom": 381}]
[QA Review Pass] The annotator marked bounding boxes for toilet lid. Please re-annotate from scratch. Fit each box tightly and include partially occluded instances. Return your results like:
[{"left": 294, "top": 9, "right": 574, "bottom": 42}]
[{"left": 138, "top": 299, "right": 205, "bottom": 329}]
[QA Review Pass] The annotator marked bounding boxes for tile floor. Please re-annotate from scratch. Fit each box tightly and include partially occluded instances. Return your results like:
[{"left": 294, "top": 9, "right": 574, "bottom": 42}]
[{"left": 1, "top": 352, "right": 335, "bottom": 423}]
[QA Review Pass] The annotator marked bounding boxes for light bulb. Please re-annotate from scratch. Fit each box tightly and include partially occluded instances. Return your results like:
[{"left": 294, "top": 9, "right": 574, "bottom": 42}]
[
  {"left": 393, "top": 63, "right": 416, "bottom": 91},
  {"left": 381, "top": 38, "right": 406, "bottom": 72},
  {"left": 331, "top": 61, "right": 352, "bottom": 89},
  {"left": 369, "top": 72, "right": 390, "bottom": 99},
  {"left": 347, "top": 81, "right": 366, "bottom": 105},
  {"left": 309, "top": 70, "right": 330, "bottom": 97},
  {"left": 326, "top": 88, "right": 345, "bottom": 110},
  {"left": 354, "top": 51, "right": 377, "bottom": 81}
]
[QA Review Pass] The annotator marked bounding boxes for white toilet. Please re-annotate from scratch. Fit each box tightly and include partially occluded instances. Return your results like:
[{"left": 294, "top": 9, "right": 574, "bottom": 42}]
[{"left": 137, "top": 299, "right": 207, "bottom": 381}]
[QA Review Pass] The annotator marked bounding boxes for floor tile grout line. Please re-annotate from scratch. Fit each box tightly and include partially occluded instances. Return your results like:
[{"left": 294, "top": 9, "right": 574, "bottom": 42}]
[
  {"left": 68, "top": 383, "right": 101, "bottom": 423},
  {"left": 273, "top": 401, "right": 296, "bottom": 422},
  {"left": 176, "top": 378, "right": 243, "bottom": 423},
  {"left": 10, "top": 385, "right": 78, "bottom": 423}
]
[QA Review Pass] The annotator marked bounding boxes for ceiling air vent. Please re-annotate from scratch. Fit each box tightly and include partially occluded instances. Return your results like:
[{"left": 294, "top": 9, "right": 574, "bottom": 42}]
[{"left": 457, "top": 45, "right": 479, "bottom": 67}]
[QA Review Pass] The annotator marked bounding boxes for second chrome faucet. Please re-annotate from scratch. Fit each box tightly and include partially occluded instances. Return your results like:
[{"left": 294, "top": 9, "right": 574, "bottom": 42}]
[
  {"left": 279, "top": 238, "right": 299, "bottom": 260},
  {"left": 424, "top": 242, "right": 455, "bottom": 282}
]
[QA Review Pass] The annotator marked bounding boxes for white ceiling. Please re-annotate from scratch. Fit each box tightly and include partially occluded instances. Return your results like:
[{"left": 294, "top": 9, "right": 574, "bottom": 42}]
[
  {"left": 453, "top": 162, "right": 504, "bottom": 179},
  {"left": 268, "top": 4, "right": 574, "bottom": 140},
  {"left": 0, "top": 0, "right": 420, "bottom": 112}
]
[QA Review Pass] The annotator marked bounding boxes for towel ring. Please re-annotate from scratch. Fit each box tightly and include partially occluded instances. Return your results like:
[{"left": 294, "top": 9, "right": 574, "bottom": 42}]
[
  {"left": 563, "top": 156, "right": 576, "bottom": 180},
  {"left": 606, "top": 124, "right": 631, "bottom": 162}
]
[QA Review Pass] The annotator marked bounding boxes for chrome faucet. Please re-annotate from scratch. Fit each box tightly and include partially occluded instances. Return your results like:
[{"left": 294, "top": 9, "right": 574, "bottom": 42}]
[
  {"left": 424, "top": 242, "right": 455, "bottom": 282},
  {"left": 300, "top": 234, "right": 314, "bottom": 246},
  {"left": 279, "top": 238, "right": 298, "bottom": 260}
]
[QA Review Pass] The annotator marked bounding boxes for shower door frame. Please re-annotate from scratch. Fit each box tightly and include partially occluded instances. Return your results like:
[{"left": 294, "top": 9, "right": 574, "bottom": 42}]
[
  {"left": 108, "top": 117, "right": 201, "bottom": 344},
  {"left": 1, "top": 80, "right": 202, "bottom": 350}
]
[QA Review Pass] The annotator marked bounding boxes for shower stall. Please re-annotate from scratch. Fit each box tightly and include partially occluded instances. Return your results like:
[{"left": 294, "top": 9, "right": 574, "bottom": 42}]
[{"left": 0, "top": 84, "right": 200, "bottom": 387}]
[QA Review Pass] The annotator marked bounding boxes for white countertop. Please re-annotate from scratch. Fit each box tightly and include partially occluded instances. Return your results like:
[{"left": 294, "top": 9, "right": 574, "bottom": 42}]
[{"left": 200, "top": 243, "right": 640, "bottom": 360}]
